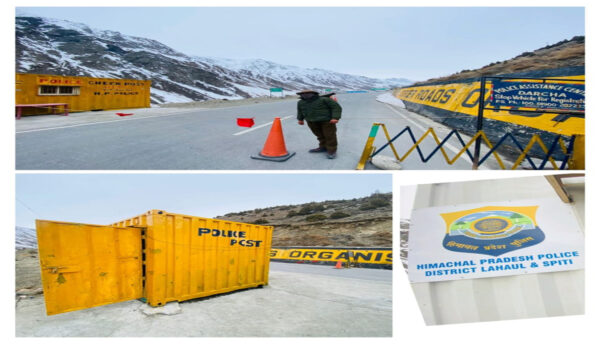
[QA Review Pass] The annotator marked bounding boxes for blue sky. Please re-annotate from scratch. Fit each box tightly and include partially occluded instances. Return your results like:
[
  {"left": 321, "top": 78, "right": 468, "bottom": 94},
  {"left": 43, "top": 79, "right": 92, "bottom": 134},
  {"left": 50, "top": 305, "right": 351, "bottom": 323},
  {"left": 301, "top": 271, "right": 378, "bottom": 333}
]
[
  {"left": 15, "top": 173, "right": 392, "bottom": 228},
  {"left": 15, "top": 7, "right": 584, "bottom": 80}
]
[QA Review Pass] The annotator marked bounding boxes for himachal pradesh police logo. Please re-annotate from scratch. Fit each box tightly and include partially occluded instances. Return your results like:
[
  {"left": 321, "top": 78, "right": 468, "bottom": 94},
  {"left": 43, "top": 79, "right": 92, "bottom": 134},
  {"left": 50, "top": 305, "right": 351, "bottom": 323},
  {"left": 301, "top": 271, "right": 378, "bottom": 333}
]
[{"left": 440, "top": 206, "right": 545, "bottom": 257}]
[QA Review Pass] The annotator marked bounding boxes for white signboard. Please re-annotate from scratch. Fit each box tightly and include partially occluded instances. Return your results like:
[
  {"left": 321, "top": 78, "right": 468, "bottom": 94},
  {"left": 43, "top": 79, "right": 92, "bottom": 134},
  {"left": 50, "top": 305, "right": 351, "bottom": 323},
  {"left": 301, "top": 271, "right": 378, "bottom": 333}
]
[{"left": 407, "top": 198, "right": 584, "bottom": 283}]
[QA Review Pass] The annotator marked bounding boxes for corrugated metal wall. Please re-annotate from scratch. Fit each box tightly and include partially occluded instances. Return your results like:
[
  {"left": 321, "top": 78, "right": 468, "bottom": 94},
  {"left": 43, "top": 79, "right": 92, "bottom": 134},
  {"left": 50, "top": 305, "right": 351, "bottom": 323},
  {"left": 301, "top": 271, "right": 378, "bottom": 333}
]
[
  {"left": 410, "top": 175, "right": 584, "bottom": 325},
  {"left": 116, "top": 210, "right": 272, "bottom": 307},
  {"left": 36, "top": 220, "right": 143, "bottom": 315}
]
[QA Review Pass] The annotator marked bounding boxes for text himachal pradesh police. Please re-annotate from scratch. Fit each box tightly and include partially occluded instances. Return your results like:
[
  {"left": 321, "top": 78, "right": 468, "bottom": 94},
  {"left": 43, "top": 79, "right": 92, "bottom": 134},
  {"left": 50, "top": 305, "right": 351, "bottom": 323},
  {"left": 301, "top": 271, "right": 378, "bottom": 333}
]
[{"left": 415, "top": 251, "right": 580, "bottom": 277}]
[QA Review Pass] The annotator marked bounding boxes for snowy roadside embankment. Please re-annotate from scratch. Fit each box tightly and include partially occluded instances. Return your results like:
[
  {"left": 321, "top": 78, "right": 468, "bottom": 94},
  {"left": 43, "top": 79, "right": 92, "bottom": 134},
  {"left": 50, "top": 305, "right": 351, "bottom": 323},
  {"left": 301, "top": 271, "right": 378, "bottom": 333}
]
[{"left": 376, "top": 92, "right": 406, "bottom": 108}]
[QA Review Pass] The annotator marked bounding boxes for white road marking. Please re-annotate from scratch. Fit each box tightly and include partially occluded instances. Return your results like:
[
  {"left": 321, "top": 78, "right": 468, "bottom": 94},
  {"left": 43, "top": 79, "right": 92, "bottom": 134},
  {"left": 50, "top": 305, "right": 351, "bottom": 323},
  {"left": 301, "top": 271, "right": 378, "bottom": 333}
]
[
  {"left": 16, "top": 108, "right": 205, "bottom": 134},
  {"left": 16, "top": 99, "right": 298, "bottom": 134},
  {"left": 383, "top": 103, "right": 484, "bottom": 168},
  {"left": 233, "top": 115, "right": 294, "bottom": 136}
]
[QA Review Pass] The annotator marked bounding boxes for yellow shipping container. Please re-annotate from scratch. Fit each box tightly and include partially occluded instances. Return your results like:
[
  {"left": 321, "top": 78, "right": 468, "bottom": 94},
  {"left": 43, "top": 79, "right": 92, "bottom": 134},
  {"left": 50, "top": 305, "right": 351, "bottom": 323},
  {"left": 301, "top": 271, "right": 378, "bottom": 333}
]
[
  {"left": 36, "top": 210, "right": 273, "bottom": 315},
  {"left": 16, "top": 73, "right": 151, "bottom": 116}
]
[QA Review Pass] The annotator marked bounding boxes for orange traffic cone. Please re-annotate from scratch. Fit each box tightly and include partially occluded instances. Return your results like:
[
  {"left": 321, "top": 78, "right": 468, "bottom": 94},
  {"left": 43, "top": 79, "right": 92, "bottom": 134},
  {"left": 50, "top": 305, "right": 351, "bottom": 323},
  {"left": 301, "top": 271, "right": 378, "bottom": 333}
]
[
  {"left": 251, "top": 117, "right": 296, "bottom": 162},
  {"left": 334, "top": 261, "right": 343, "bottom": 269}
]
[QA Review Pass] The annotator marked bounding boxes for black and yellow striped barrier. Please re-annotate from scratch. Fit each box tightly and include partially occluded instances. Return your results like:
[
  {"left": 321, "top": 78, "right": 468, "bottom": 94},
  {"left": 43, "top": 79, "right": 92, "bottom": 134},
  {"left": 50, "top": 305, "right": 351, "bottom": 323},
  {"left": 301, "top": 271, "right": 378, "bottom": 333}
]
[
  {"left": 271, "top": 247, "right": 392, "bottom": 268},
  {"left": 356, "top": 123, "right": 576, "bottom": 170}
]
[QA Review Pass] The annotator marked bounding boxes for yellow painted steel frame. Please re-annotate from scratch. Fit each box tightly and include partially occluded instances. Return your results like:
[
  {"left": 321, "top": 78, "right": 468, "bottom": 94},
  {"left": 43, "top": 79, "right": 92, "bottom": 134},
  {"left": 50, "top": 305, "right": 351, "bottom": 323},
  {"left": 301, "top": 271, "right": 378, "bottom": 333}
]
[
  {"left": 356, "top": 123, "right": 402, "bottom": 170},
  {"left": 355, "top": 123, "right": 574, "bottom": 170},
  {"left": 572, "top": 135, "right": 585, "bottom": 169},
  {"left": 36, "top": 220, "right": 143, "bottom": 315}
]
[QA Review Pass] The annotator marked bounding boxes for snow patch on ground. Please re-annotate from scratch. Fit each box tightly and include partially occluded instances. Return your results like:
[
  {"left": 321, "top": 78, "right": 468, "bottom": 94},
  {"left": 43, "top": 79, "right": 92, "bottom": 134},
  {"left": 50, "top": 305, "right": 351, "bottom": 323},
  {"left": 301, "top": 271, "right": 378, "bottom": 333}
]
[
  {"left": 151, "top": 88, "right": 194, "bottom": 103},
  {"left": 233, "top": 84, "right": 271, "bottom": 97},
  {"left": 376, "top": 93, "right": 406, "bottom": 108}
]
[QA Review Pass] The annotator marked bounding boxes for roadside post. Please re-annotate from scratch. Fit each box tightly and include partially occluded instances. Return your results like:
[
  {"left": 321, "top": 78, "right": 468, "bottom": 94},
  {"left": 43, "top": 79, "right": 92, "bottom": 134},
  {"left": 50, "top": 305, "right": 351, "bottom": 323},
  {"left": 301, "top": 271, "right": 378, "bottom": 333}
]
[
  {"left": 472, "top": 77, "right": 487, "bottom": 169},
  {"left": 347, "top": 250, "right": 354, "bottom": 268}
]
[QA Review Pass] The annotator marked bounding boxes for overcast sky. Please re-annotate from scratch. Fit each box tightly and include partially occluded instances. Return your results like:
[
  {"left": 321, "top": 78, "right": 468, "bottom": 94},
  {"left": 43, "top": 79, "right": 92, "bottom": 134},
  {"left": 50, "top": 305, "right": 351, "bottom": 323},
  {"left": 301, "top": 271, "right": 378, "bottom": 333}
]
[
  {"left": 16, "top": 173, "right": 392, "bottom": 228},
  {"left": 16, "top": 7, "right": 584, "bottom": 81}
]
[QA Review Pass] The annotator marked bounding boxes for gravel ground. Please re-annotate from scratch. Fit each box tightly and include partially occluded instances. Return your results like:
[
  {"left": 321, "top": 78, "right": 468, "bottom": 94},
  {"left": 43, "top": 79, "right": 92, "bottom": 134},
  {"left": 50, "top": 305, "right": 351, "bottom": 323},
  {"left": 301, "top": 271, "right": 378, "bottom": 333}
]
[{"left": 16, "top": 262, "right": 392, "bottom": 337}]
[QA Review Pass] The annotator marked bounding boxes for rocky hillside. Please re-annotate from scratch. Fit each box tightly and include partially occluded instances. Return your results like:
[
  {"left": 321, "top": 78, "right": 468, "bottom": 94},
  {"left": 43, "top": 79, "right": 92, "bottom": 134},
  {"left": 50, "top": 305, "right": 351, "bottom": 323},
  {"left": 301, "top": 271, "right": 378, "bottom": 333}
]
[
  {"left": 413, "top": 36, "right": 584, "bottom": 85},
  {"left": 216, "top": 192, "right": 392, "bottom": 247},
  {"left": 16, "top": 16, "right": 411, "bottom": 104},
  {"left": 15, "top": 193, "right": 392, "bottom": 251}
]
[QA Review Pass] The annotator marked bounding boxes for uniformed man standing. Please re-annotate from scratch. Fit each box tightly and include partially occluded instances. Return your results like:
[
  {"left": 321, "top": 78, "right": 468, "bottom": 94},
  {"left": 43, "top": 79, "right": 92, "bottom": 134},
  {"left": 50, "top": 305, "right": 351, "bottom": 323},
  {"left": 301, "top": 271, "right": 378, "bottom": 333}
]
[{"left": 296, "top": 89, "right": 343, "bottom": 159}]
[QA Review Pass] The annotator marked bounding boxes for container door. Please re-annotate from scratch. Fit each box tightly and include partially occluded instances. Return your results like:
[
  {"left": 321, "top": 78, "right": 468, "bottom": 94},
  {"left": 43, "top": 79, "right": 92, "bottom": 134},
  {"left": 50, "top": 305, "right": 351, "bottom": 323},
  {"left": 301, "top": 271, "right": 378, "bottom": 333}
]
[{"left": 36, "top": 220, "right": 143, "bottom": 315}]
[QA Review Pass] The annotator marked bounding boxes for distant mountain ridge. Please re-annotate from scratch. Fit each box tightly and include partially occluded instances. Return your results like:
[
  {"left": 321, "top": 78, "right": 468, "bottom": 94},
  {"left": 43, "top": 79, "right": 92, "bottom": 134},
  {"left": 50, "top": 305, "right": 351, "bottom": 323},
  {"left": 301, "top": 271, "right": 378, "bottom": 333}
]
[
  {"left": 16, "top": 16, "right": 412, "bottom": 104},
  {"left": 16, "top": 226, "right": 37, "bottom": 250},
  {"left": 15, "top": 193, "right": 392, "bottom": 249},
  {"left": 413, "top": 36, "right": 584, "bottom": 85}
]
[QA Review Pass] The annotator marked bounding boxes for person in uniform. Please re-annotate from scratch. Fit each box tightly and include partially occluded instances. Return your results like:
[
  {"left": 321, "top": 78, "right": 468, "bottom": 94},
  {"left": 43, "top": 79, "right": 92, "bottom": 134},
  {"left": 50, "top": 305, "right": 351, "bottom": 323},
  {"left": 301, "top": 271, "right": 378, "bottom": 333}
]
[{"left": 296, "top": 89, "right": 342, "bottom": 159}]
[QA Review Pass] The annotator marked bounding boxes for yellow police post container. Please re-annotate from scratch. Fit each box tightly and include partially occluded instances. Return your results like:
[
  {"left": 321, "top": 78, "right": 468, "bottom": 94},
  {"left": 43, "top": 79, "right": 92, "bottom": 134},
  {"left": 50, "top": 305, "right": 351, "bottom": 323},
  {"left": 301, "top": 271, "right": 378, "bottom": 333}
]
[
  {"left": 36, "top": 210, "right": 273, "bottom": 315},
  {"left": 16, "top": 73, "right": 151, "bottom": 116}
]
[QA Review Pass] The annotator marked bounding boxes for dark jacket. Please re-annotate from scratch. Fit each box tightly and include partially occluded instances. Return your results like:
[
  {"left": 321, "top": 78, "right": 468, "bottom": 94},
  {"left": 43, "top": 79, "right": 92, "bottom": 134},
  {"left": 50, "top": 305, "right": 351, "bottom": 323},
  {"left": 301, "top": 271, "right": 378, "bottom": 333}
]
[{"left": 297, "top": 96, "right": 342, "bottom": 122}]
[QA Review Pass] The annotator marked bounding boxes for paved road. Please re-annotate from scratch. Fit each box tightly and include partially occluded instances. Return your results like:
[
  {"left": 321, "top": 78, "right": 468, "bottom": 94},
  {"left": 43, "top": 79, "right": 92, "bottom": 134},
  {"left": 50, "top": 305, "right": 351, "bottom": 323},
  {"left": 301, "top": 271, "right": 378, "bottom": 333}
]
[{"left": 16, "top": 92, "right": 473, "bottom": 170}]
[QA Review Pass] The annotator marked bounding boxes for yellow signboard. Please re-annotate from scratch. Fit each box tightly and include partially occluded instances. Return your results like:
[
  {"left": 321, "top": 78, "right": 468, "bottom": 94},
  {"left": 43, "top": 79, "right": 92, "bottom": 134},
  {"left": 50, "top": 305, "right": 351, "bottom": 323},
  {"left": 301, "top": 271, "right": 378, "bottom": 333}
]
[
  {"left": 271, "top": 248, "right": 392, "bottom": 265},
  {"left": 395, "top": 75, "right": 584, "bottom": 136}
]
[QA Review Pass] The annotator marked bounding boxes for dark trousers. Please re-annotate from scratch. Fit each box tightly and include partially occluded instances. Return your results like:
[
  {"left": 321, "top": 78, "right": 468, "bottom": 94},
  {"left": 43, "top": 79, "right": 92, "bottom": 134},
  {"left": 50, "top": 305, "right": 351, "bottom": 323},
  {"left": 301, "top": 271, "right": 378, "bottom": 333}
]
[{"left": 307, "top": 121, "right": 337, "bottom": 153}]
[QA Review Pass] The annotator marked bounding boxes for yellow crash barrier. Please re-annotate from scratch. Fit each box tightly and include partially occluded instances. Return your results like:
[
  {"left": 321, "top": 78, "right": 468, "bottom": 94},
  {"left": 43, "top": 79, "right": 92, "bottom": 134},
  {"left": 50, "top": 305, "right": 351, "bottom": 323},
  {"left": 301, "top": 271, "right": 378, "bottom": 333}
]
[
  {"left": 395, "top": 75, "right": 584, "bottom": 136},
  {"left": 271, "top": 247, "right": 392, "bottom": 265}
]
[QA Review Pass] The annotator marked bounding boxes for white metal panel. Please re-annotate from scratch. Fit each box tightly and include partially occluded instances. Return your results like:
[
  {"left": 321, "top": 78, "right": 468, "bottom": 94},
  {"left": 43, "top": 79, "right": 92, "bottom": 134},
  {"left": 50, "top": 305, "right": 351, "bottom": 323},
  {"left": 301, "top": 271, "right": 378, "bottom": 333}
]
[{"left": 410, "top": 176, "right": 584, "bottom": 325}]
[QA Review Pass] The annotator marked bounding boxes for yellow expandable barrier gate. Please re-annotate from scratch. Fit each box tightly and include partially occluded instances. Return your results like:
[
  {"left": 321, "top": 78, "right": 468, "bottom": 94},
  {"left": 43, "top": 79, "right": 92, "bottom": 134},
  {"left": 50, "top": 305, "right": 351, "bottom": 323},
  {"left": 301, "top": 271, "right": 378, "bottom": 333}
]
[
  {"left": 36, "top": 210, "right": 273, "bottom": 315},
  {"left": 356, "top": 123, "right": 577, "bottom": 170}
]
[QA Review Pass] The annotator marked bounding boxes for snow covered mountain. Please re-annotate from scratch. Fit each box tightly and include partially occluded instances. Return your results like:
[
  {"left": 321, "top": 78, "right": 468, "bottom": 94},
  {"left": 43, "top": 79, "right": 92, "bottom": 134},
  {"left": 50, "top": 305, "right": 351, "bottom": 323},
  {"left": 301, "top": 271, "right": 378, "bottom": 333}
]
[
  {"left": 16, "top": 226, "right": 37, "bottom": 250},
  {"left": 16, "top": 16, "right": 412, "bottom": 104}
]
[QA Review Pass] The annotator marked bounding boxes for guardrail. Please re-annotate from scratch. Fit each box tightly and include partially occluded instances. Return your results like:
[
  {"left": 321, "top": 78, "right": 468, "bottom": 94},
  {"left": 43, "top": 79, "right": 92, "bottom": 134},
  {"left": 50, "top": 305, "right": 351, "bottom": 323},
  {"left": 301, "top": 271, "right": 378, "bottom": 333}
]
[{"left": 271, "top": 247, "right": 392, "bottom": 269}]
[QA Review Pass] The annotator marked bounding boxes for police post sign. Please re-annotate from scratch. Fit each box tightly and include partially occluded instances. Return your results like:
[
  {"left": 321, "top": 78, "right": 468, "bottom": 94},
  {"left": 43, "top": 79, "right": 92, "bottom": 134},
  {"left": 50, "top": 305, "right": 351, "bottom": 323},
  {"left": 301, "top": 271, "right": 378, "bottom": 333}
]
[
  {"left": 407, "top": 198, "right": 584, "bottom": 283},
  {"left": 490, "top": 80, "right": 585, "bottom": 111}
]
